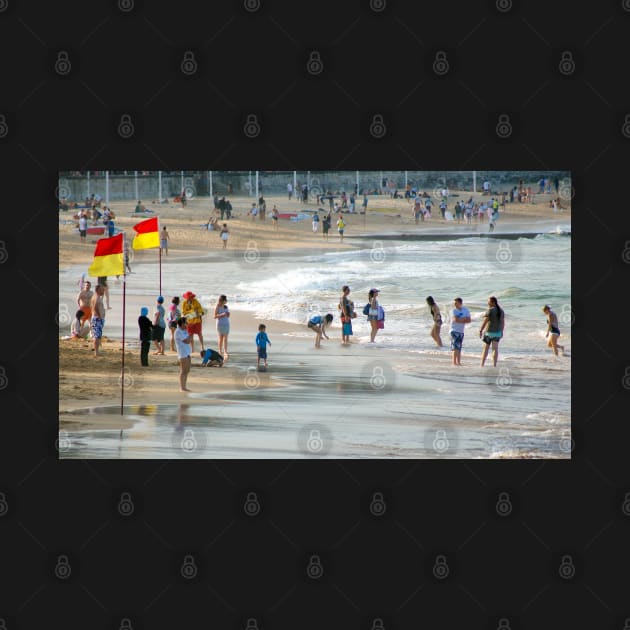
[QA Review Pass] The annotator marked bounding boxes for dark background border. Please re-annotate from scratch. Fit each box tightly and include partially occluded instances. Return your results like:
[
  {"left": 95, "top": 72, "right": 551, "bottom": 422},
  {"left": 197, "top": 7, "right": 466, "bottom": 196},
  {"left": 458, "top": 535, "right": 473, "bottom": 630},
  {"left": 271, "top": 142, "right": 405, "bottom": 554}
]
[{"left": 1, "top": 0, "right": 629, "bottom": 628}]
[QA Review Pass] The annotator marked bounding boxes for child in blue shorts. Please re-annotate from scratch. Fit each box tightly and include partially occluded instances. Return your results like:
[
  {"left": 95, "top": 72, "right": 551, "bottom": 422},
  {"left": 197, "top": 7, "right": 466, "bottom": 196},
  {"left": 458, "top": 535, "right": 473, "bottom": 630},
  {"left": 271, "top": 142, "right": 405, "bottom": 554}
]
[{"left": 255, "top": 324, "right": 271, "bottom": 370}]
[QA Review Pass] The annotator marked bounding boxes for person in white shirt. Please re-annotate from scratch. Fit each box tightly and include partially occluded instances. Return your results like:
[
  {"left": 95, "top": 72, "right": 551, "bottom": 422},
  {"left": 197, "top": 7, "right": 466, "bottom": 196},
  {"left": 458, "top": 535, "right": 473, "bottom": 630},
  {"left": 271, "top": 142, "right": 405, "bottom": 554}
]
[
  {"left": 449, "top": 297, "right": 471, "bottom": 366},
  {"left": 174, "top": 317, "right": 192, "bottom": 392},
  {"left": 78, "top": 213, "right": 88, "bottom": 242},
  {"left": 287, "top": 182, "right": 293, "bottom": 200}
]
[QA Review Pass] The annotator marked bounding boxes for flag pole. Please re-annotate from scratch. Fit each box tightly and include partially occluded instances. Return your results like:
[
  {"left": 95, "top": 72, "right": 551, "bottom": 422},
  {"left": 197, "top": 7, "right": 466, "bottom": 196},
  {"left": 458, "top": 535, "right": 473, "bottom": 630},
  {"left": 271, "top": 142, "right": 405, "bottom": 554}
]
[
  {"left": 158, "top": 215, "right": 162, "bottom": 297},
  {"left": 120, "top": 232, "right": 127, "bottom": 416}
]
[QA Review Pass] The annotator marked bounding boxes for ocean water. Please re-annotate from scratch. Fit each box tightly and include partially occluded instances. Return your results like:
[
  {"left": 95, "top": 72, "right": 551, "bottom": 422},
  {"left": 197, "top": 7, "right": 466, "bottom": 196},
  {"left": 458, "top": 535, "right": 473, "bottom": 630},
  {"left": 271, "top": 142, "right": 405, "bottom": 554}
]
[{"left": 59, "top": 233, "right": 571, "bottom": 458}]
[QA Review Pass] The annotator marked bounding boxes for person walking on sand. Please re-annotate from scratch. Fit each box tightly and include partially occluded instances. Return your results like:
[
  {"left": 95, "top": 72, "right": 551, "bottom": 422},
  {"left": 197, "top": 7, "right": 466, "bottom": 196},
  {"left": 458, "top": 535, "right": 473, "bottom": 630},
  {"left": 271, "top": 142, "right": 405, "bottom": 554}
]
[
  {"left": 542, "top": 304, "right": 565, "bottom": 357},
  {"left": 426, "top": 296, "right": 443, "bottom": 347},
  {"left": 449, "top": 297, "right": 471, "bottom": 366},
  {"left": 138, "top": 306, "right": 152, "bottom": 367},
  {"left": 255, "top": 323, "right": 271, "bottom": 370},
  {"left": 287, "top": 181, "right": 293, "bottom": 200},
  {"left": 312, "top": 212, "right": 319, "bottom": 233},
  {"left": 181, "top": 291, "right": 205, "bottom": 353},
  {"left": 337, "top": 214, "right": 346, "bottom": 242},
  {"left": 308, "top": 313, "right": 333, "bottom": 348},
  {"left": 479, "top": 296, "right": 505, "bottom": 367},
  {"left": 339, "top": 285, "right": 355, "bottom": 345},
  {"left": 366, "top": 288, "right": 381, "bottom": 343},
  {"left": 214, "top": 294, "right": 230, "bottom": 359},
  {"left": 160, "top": 226, "right": 169, "bottom": 256},
  {"left": 77, "top": 280, "right": 93, "bottom": 325},
  {"left": 90, "top": 285, "right": 106, "bottom": 357},
  {"left": 322, "top": 212, "right": 331, "bottom": 240},
  {"left": 271, "top": 205, "right": 279, "bottom": 230},
  {"left": 220, "top": 223, "right": 229, "bottom": 249},
  {"left": 152, "top": 296, "right": 166, "bottom": 355},
  {"left": 168, "top": 296, "right": 181, "bottom": 352},
  {"left": 175, "top": 317, "right": 192, "bottom": 392},
  {"left": 78, "top": 212, "right": 87, "bottom": 243}
]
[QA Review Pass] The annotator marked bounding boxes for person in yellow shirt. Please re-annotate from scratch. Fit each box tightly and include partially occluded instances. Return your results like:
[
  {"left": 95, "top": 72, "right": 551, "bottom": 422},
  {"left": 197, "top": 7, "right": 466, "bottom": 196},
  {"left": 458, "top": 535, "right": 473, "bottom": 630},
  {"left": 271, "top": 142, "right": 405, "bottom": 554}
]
[{"left": 181, "top": 291, "right": 205, "bottom": 353}]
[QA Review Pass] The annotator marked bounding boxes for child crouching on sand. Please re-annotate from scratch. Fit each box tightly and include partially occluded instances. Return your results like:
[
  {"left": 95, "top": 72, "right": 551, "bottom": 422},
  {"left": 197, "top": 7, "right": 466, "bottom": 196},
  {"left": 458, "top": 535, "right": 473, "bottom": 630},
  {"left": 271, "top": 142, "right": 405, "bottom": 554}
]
[
  {"left": 200, "top": 348, "right": 224, "bottom": 367},
  {"left": 308, "top": 313, "right": 333, "bottom": 348},
  {"left": 255, "top": 324, "right": 271, "bottom": 371}
]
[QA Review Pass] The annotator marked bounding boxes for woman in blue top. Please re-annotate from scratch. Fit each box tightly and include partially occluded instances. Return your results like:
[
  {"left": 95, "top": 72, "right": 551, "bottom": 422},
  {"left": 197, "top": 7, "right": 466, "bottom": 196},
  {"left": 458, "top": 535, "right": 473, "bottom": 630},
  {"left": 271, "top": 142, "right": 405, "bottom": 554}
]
[{"left": 308, "top": 313, "right": 333, "bottom": 348}]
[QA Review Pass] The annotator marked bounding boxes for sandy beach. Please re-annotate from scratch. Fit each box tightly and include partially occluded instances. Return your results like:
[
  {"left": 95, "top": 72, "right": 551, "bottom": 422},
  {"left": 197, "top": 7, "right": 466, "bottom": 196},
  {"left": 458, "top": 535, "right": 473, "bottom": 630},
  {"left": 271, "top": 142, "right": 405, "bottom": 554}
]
[{"left": 59, "top": 188, "right": 571, "bottom": 459}]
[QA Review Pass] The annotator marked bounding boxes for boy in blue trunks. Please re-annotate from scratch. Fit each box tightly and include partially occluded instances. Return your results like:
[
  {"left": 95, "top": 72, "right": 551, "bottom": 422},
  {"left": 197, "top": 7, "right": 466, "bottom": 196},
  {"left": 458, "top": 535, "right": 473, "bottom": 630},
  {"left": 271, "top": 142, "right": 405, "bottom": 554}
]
[
  {"left": 449, "top": 297, "right": 471, "bottom": 366},
  {"left": 255, "top": 324, "right": 271, "bottom": 370}
]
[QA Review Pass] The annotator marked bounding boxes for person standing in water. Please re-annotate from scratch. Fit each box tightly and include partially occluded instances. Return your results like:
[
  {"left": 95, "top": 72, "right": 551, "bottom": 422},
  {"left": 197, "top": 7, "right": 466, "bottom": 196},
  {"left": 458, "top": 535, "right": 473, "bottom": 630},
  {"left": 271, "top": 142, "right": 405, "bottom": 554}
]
[
  {"left": 426, "top": 296, "right": 443, "bottom": 347},
  {"left": 339, "top": 285, "right": 355, "bottom": 345},
  {"left": 542, "top": 304, "right": 565, "bottom": 356},
  {"left": 366, "top": 288, "right": 381, "bottom": 343},
  {"left": 449, "top": 297, "right": 471, "bottom": 366},
  {"left": 479, "top": 296, "right": 505, "bottom": 367}
]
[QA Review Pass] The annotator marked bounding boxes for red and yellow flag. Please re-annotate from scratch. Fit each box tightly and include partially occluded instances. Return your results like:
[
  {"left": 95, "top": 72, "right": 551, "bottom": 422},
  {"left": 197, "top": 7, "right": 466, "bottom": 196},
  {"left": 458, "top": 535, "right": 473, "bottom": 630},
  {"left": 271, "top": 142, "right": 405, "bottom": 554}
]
[
  {"left": 132, "top": 217, "right": 160, "bottom": 250},
  {"left": 88, "top": 233, "right": 124, "bottom": 277}
]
